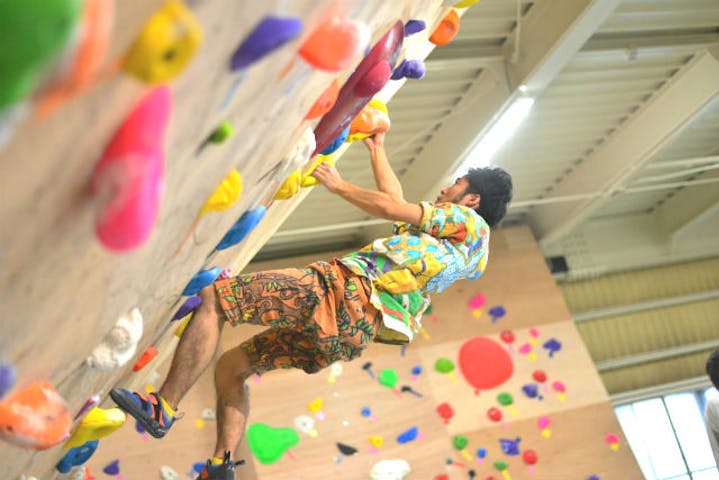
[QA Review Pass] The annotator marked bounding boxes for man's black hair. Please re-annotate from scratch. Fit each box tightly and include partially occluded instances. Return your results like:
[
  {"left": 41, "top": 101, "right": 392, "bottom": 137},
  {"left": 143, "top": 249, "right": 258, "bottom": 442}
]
[
  {"left": 707, "top": 348, "right": 719, "bottom": 390},
  {"left": 464, "top": 167, "right": 513, "bottom": 228}
]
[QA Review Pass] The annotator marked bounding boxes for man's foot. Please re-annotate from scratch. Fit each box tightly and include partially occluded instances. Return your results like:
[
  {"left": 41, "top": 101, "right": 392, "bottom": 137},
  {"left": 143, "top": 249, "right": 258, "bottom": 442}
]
[
  {"left": 109, "top": 388, "right": 175, "bottom": 438},
  {"left": 196, "top": 451, "right": 245, "bottom": 480}
]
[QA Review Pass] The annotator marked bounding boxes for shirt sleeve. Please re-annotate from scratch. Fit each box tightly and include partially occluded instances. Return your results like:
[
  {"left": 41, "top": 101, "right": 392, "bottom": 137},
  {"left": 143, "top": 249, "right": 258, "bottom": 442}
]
[{"left": 418, "top": 201, "right": 475, "bottom": 243}]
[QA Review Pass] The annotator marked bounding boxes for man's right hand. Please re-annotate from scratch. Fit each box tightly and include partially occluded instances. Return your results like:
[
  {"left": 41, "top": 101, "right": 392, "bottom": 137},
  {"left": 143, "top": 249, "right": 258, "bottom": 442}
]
[{"left": 363, "top": 132, "right": 385, "bottom": 151}]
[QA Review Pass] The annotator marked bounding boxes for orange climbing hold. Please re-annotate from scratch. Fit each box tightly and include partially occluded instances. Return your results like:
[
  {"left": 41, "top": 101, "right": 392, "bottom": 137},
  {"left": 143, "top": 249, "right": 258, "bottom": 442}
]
[
  {"left": 299, "top": 16, "right": 369, "bottom": 72},
  {"left": 306, "top": 79, "right": 341, "bottom": 120},
  {"left": 0, "top": 381, "right": 72, "bottom": 450},
  {"left": 430, "top": 9, "right": 460, "bottom": 46},
  {"left": 133, "top": 346, "right": 159, "bottom": 372},
  {"left": 347, "top": 99, "right": 389, "bottom": 143}
]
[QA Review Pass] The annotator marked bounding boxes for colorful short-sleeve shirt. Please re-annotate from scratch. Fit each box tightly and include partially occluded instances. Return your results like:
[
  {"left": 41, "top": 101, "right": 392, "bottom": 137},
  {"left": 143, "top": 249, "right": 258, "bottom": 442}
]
[{"left": 338, "top": 201, "right": 490, "bottom": 344}]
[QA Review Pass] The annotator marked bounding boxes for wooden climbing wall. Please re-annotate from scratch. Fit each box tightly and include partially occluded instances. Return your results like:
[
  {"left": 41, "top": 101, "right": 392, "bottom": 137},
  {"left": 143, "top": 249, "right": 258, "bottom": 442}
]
[
  {"left": 86, "top": 226, "right": 643, "bottom": 479},
  {"left": 0, "top": 1, "right": 451, "bottom": 478}
]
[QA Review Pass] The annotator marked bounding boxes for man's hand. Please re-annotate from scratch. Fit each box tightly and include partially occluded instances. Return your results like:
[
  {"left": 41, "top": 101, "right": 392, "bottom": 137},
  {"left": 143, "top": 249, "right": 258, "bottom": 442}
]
[
  {"left": 311, "top": 163, "right": 345, "bottom": 193},
  {"left": 362, "top": 132, "right": 385, "bottom": 151}
]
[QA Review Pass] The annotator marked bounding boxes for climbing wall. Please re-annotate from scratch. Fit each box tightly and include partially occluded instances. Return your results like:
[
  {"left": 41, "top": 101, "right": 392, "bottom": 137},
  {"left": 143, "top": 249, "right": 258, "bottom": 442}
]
[
  {"left": 85, "top": 226, "right": 643, "bottom": 479},
  {"left": 0, "top": 1, "right": 455, "bottom": 478}
]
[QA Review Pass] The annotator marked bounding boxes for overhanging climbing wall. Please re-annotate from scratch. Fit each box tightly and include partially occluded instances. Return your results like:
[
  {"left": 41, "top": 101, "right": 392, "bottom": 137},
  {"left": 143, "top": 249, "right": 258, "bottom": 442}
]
[
  {"left": 85, "top": 226, "right": 643, "bottom": 479},
  {"left": 0, "top": 1, "right": 459, "bottom": 478}
]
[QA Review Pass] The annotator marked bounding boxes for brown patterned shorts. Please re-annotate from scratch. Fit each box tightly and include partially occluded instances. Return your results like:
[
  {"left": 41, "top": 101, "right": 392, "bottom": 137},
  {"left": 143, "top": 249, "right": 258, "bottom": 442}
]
[{"left": 213, "top": 260, "right": 381, "bottom": 374}]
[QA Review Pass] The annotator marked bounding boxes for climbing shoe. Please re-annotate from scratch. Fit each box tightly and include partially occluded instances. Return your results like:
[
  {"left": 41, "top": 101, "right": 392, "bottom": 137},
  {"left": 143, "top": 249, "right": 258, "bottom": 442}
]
[
  {"left": 196, "top": 451, "right": 245, "bottom": 480},
  {"left": 109, "top": 388, "right": 175, "bottom": 438}
]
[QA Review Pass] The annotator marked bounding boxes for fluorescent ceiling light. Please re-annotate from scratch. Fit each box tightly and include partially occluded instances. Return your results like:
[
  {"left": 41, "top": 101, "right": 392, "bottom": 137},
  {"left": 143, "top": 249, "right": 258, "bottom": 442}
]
[{"left": 455, "top": 95, "right": 534, "bottom": 174}]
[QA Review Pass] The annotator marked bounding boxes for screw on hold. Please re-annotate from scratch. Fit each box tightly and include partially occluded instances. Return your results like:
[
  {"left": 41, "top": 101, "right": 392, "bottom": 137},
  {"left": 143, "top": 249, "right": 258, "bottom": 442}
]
[
  {"left": 362, "top": 362, "right": 375, "bottom": 379},
  {"left": 400, "top": 385, "right": 422, "bottom": 398}
]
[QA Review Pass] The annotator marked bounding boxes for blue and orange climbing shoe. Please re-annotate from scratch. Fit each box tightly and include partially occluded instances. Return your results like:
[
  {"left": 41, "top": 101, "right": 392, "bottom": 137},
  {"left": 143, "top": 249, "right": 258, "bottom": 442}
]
[
  {"left": 196, "top": 451, "right": 245, "bottom": 480},
  {"left": 109, "top": 388, "right": 175, "bottom": 438}
]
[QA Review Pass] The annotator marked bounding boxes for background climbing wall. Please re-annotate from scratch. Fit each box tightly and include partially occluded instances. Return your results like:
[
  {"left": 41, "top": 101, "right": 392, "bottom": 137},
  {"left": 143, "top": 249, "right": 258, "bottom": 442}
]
[
  {"left": 0, "top": 1, "right": 452, "bottom": 478},
  {"left": 86, "top": 226, "right": 643, "bottom": 479}
]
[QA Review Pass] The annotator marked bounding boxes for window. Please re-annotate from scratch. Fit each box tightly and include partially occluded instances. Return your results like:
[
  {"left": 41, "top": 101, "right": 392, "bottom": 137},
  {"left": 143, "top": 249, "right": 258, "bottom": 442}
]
[{"left": 615, "top": 388, "right": 718, "bottom": 480}]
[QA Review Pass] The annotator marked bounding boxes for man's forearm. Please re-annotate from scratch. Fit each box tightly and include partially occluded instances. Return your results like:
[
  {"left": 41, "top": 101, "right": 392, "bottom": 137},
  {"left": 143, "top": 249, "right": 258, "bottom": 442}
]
[
  {"left": 334, "top": 180, "right": 423, "bottom": 225},
  {"left": 369, "top": 146, "right": 404, "bottom": 200}
]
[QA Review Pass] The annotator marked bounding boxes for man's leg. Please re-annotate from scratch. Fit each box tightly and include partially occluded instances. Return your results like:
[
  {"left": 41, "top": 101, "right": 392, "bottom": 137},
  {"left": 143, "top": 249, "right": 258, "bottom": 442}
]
[
  {"left": 160, "top": 284, "right": 226, "bottom": 408},
  {"left": 212, "top": 345, "right": 253, "bottom": 459}
]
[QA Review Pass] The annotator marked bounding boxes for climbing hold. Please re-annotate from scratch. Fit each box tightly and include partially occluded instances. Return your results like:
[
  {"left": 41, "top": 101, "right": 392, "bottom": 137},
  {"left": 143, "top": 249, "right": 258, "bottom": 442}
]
[
  {"left": 499, "top": 437, "right": 521, "bottom": 455},
  {"left": 453, "top": 434, "right": 468, "bottom": 450},
  {"left": 312, "top": 21, "right": 403, "bottom": 155},
  {"left": 391, "top": 59, "right": 426, "bottom": 80},
  {"left": 488, "top": 306, "right": 506, "bottom": 322},
  {"left": 216, "top": 206, "right": 267, "bottom": 250},
  {"left": 35, "top": 0, "right": 115, "bottom": 117},
  {"left": 132, "top": 345, "right": 158, "bottom": 372},
  {"left": 305, "top": 78, "right": 341, "bottom": 120},
  {"left": 429, "top": 9, "right": 460, "bottom": 46},
  {"left": 73, "top": 395, "right": 100, "bottom": 421},
  {"left": 87, "top": 307, "right": 144, "bottom": 371},
  {"left": 543, "top": 338, "right": 562, "bottom": 357},
  {"left": 274, "top": 169, "right": 302, "bottom": 200},
  {"left": 183, "top": 267, "right": 223, "bottom": 296},
  {"left": 301, "top": 154, "right": 335, "bottom": 187},
  {"left": 197, "top": 122, "right": 234, "bottom": 153},
  {"left": 172, "top": 296, "right": 202, "bottom": 321},
  {"left": 336, "top": 442, "right": 358, "bottom": 462},
  {"left": 434, "top": 357, "right": 458, "bottom": 382},
  {"left": 159, "top": 465, "right": 180, "bottom": 480},
  {"left": 276, "top": 126, "right": 316, "bottom": 180},
  {"left": 522, "top": 449, "right": 538, "bottom": 464},
  {"left": 362, "top": 362, "right": 376, "bottom": 379},
  {"left": 293, "top": 415, "right": 317, "bottom": 437},
  {"left": 459, "top": 337, "right": 513, "bottom": 394},
  {"left": 0, "top": 381, "right": 72, "bottom": 450},
  {"left": 201, "top": 169, "right": 243, "bottom": 214},
  {"left": 247, "top": 423, "right": 299, "bottom": 464},
  {"left": 404, "top": 19, "right": 426, "bottom": 36},
  {"left": 486, "top": 406, "right": 502, "bottom": 423},
  {"left": 90, "top": 85, "right": 171, "bottom": 252},
  {"left": 347, "top": 99, "right": 390, "bottom": 143},
  {"left": 0, "top": 363, "right": 17, "bottom": 399},
  {"left": 174, "top": 315, "right": 192, "bottom": 338},
  {"left": 378, "top": 369, "right": 399, "bottom": 388},
  {"left": 0, "top": 0, "right": 82, "bottom": 110},
  {"left": 300, "top": 16, "right": 369, "bottom": 71},
  {"left": 122, "top": 0, "right": 203, "bottom": 84},
  {"left": 320, "top": 125, "right": 350, "bottom": 155},
  {"left": 103, "top": 459, "right": 120, "bottom": 475},
  {"left": 368, "top": 435, "right": 384, "bottom": 448},
  {"left": 64, "top": 406, "right": 126, "bottom": 448},
  {"left": 522, "top": 384, "right": 539, "bottom": 399},
  {"left": 396, "top": 426, "right": 418, "bottom": 444},
  {"left": 370, "top": 459, "right": 411, "bottom": 480},
  {"left": 436, "top": 402, "right": 454, "bottom": 424},
  {"left": 56, "top": 439, "right": 99, "bottom": 473},
  {"left": 231, "top": 16, "right": 302, "bottom": 71},
  {"left": 400, "top": 385, "right": 422, "bottom": 397},
  {"left": 454, "top": 0, "right": 481, "bottom": 7}
]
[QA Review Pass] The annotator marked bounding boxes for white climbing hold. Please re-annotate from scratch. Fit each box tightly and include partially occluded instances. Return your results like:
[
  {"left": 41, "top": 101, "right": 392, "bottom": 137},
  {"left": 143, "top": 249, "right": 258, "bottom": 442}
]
[
  {"left": 370, "top": 459, "right": 411, "bottom": 480},
  {"left": 160, "top": 465, "right": 180, "bottom": 480},
  {"left": 293, "top": 414, "right": 318, "bottom": 437},
  {"left": 201, "top": 408, "right": 216, "bottom": 420},
  {"left": 87, "top": 308, "right": 144, "bottom": 371},
  {"left": 281, "top": 126, "right": 315, "bottom": 178}
]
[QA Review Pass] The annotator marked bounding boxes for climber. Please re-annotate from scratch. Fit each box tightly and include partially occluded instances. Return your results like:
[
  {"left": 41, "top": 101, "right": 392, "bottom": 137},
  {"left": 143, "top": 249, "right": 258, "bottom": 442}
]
[{"left": 110, "top": 131, "right": 513, "bottom": 480}]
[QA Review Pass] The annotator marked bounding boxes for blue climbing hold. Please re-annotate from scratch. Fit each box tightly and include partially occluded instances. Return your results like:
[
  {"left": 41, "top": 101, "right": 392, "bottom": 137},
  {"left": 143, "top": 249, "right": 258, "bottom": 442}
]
[
  {"left": 172, "top": 295, "right": 202, "bottom": 321},
  {"left": 231, "top": 16, "right": 303, "bottom": 71},
  {"left": 0, "top": 363, "right": 17, "bottom": 399},
  {"left": 411, "top": 365, "right": 422, "bottom": 376},
  {"left": 477, "top": 447, "right": 487, "bottom": 459},
  {"left": 522, "top": 384, "right": 539, "bottom": 399},
  {"left": 56, "top": 440, "right": 99, "bottom": 473},
  {"left": 499, "top": 437, "right": 521, "bottom": 456},
  {"left": 543, "top": 338, "right": 562, "bottom": 357},
  {"left": 193, "top": 462, "right": 206, "bottom": 474},
  {"left": 103, "top": 459, "right": 120, "bottom": 475},
  {"left": 488, "top": 305, "right": 506, "bottom": 322},
  {"left": 216, "top": 206, "right": 267, "bottom": 251},
  {"left": 404, "top": 19, "right": 426, "bottom": 36},
  {"left": 182, "top": 266, "right": 223, "bottom": 296},
  {"left": 397, "top": 426, "right": 418, "bottom": 444},
  {"left": 361, "top": 407, "right": 371, "bottom": 417},
  {"left": 320, "top": 124, "right": 349, "bottom": 155}
]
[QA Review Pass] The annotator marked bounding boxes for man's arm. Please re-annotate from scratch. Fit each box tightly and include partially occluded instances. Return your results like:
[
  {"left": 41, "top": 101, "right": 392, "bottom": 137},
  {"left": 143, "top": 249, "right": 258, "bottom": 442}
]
[
  {"left": 364, "top": 133, "right": 404, "bottom": 201},
  {"left": 311, "top": 163, "right": 422, "bottom": 225}
]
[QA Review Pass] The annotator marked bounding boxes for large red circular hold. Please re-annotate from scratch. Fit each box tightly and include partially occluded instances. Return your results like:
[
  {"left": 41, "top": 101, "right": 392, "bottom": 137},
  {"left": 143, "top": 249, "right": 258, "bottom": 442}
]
[{"left": 459, "top": 337, "right": 514, "bottom": 394}]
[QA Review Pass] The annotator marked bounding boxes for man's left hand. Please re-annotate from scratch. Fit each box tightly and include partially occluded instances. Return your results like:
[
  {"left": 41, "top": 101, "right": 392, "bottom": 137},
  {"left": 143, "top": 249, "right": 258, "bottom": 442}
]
[{"left": 312, "top": 163, "right": 345, "bottom": 193}]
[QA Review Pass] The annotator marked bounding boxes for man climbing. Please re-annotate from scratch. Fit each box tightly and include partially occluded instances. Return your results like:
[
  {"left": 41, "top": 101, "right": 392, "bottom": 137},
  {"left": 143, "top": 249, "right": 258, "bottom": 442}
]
[{"left": 110, "top": 132, "right": 513, "bottom": 480}]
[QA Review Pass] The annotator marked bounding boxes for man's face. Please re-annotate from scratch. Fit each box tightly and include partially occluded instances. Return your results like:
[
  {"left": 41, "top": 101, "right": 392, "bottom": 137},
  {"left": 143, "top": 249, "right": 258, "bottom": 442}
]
[{"left": 436, "top": 176, "right": 469, "bottom": 203}]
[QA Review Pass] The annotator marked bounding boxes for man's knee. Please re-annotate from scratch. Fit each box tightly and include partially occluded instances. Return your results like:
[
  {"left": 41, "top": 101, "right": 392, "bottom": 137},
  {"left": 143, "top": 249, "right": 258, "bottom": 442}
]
[
  {"left": 216, "top": 348, "right": 254, "bottom": 384},
  {"left": 199, "top": 284, "right": 225, "bottom": 317}
]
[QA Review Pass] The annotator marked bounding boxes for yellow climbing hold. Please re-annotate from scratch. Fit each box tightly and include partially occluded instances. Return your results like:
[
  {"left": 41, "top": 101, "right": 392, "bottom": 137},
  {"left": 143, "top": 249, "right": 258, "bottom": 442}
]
[
  {"left": 346, "top": 99, "right": 390, "bottom": 143},
  {"left": 307, "top": 397, "right": 323, "bottom": 414},
  {"left": 64, "top": 407, "right": 126, "bottom": 449},
  {"left": 274, "top": 169, "right": 302, "bottom": 200},
  {"left": 301, "top": 154, "right": 334, "bottom": 188},
  {"left": 454, "top": 0, "right": 481, "bottom": 7},
  {"left": 174, "top": 314, "right": 192, "bottom": 337},
  {"left": 368, "top": 435, "right": 384, "bottom": 448},
  {"left": 201, "top": 169, "right": 242, "bottom": 214}
]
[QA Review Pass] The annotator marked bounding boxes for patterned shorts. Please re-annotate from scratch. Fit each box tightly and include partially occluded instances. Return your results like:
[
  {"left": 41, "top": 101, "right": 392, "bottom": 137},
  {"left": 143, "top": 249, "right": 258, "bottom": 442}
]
[{"left": 214, "top": 260, "right": 381, "bottom": 374}]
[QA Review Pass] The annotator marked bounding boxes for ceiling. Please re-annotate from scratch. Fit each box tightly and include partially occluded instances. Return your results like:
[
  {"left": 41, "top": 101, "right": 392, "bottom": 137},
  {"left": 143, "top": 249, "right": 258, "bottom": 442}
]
[{"left": 257, "top": 0, "right": 719, "bottom": 280}]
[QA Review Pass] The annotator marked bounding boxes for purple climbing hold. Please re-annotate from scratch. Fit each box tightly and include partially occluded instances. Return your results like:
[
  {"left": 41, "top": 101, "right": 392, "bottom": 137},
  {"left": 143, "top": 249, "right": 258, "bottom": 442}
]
[
  {"left": 135, "top": 419, "right": 145, "bottom": 434},
  {"left": 103, "top": 459, "right": 120, "bottom": 475},
  {"left": 172, "top": 295, "right": 202, "bottom": 321},
  {"left": 0, "top": 363, "right": 17, "bottom": 399},
  {"left": 543, "top": 338, "right": 562, "bottom": 357},
  {"left": 587, "top": 476, "right": 600, "bottom": 480},
  {"left": 404, "top": 19, "right": 426, "bottom": 36},
  {"left": 522, "top": 383, "right": 539, "bottom": 399},
  {"left": 230, "top": 16, "right": 303, "bottom": 71},
  {"left": 499, "top": 437, "right": 521, "bottom": 456},
  {"left": 390, "top": 59, "right": 426, "bottom": 80},
  {"left": 489, "top": 305, "right": 506, "bottom": 322}
]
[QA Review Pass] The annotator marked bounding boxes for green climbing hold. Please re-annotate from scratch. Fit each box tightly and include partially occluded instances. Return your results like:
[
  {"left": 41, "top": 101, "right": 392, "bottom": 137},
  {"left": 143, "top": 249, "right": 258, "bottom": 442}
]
[
  {"left": 378, "top": 368, "right": 398, "bottom": 388},
  {"left": 247, "top": 423, "right": 299, "bottom": 464},
  {"left": 452, "top": 434, "right": 468, "bottom": 450},
  {"left": 494, "top": 460, "right": 508, "bottom": 471},
  {"left": 434, "top": 358, "right": 455, "bottom": 373},
  {"left": 209, "top": 121, "right": 234, "bottom": 143},
  {"left": 425, "top": 303, "right": 433, "bottom": 314},
  {"left": 497, "top": 392, "right": 514, "bottom": 406}
]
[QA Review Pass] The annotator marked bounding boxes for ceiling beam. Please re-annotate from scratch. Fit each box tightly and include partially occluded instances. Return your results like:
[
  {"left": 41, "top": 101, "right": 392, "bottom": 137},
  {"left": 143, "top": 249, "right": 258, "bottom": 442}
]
[
  {"left": 653, "top": 169, "right": 719, "bottom": 239},
  {"left": 532, "top": 47, "right": 719, "bottom": 246}
]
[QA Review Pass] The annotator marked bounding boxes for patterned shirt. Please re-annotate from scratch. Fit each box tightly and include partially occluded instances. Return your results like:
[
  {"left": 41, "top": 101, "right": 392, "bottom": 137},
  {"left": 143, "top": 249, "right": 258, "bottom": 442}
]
[{"left": 338, "top": 202, "right": 490, "bottom": 344}]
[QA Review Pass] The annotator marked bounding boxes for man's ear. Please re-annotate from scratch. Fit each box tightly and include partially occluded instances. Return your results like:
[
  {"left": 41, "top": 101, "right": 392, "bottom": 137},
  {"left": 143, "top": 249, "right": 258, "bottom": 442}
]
[{"left": 463, "top": 193, "right": 480, "bottom": 209}]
